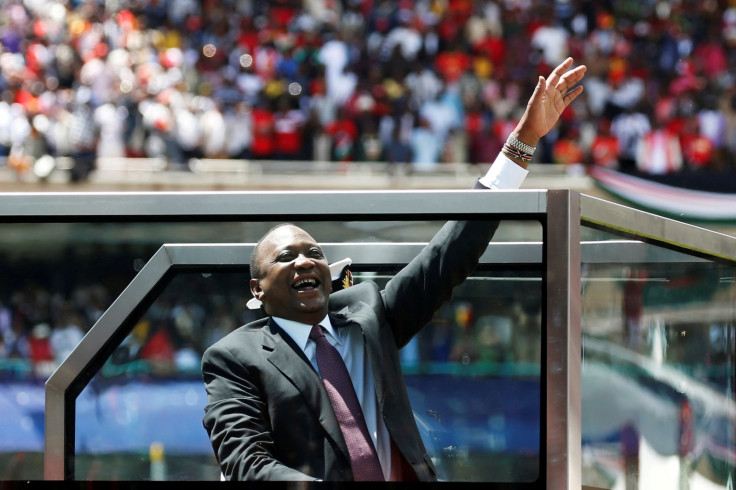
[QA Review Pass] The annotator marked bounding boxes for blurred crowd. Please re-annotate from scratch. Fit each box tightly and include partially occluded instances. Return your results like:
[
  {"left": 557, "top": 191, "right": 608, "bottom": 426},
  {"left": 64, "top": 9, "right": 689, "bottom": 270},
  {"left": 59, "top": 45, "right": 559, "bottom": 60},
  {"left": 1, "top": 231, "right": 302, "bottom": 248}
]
[
  {"left": 1, "top": 0, "right": 736, "bottom": 182},
  {"left": 0, "top": 255, "right": 539, "bottom": 380},
  {"left": 0, "top": 252, "right": 255, "bottom": 379}
]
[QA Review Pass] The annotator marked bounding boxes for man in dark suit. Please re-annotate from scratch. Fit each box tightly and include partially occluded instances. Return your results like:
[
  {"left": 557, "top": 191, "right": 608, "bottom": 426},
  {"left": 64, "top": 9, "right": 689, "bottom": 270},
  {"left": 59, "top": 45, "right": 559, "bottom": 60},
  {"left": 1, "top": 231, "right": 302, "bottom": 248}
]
[{"left": 201, "top": 58, "right": 586, "bottom": 481}]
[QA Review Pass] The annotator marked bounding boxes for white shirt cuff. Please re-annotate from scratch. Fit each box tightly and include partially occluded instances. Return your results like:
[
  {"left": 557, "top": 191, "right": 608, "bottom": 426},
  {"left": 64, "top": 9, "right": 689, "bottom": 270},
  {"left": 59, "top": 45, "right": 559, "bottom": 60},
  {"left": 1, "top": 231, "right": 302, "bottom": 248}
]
[{"left": 478, "top": 153, "right": 529, "bottom": 190}]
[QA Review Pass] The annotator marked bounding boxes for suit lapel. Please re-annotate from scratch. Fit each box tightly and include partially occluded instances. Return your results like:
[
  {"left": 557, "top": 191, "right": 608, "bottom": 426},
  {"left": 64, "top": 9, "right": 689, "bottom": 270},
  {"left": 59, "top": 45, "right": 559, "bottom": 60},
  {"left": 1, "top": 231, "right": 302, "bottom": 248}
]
[
  {"left": 331, "top": 305, "right": 388, "bottom": 413},
  {"left": 263, "top": 318, "right": 351, "bottom": 463}
]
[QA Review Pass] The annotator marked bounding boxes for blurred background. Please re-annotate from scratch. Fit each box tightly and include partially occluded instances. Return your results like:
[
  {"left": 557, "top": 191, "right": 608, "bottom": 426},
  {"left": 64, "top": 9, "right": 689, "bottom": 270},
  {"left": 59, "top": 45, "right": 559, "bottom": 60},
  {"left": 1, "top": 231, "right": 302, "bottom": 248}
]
[
  {"left": 1, "top": 0, "right": 735, "bottom": 487},
  {"left": 0, "top": 1, "right": 734, "bottom": 192}
]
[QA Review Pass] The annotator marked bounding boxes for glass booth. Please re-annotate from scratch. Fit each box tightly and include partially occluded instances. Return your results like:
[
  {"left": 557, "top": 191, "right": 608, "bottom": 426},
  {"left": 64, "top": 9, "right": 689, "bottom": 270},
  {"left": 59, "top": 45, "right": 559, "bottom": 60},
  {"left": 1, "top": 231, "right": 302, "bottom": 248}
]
[{"left": 0, "top": 189, "right": 733, "bottom": 489}]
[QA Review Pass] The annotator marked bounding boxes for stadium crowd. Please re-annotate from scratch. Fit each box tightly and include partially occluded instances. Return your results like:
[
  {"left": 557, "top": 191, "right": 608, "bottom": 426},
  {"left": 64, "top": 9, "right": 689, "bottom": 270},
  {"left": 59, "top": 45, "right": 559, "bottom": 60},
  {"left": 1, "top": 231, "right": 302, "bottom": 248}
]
[{"left": 0, "top": 0, "right": 735, "bottom": 182}]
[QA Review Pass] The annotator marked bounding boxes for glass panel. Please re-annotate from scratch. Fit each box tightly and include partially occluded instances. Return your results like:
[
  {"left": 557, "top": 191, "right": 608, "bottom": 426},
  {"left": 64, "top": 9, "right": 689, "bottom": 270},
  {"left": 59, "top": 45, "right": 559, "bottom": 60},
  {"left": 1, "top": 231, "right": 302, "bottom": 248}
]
[
  {"left": 580, "top": 228, "right": 736, "bottom": 489},
  {"left": 65, "top": 219, "right": 542, "bottom": 481},
  {"left": 0, "top": 222, "right": 259, "bottom": 480},
  {"left": 74, "top": 272, "right": 249, "bottom": 481},
  {"left": 390, "top": 269, "right": 542, "bottom": 482}
]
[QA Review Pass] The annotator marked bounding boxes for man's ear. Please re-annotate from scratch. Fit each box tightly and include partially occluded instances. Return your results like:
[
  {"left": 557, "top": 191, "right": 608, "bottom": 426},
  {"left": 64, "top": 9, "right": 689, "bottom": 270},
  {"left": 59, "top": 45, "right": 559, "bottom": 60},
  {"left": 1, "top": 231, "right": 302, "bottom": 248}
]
[{"left": 250, "top": 278, "right": 263, "bottom": 300}]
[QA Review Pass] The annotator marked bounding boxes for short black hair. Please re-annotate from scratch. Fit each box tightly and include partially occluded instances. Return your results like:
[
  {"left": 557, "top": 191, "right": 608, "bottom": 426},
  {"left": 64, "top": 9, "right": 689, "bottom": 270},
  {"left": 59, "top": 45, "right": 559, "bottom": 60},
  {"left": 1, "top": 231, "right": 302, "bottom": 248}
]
[{"left": 249, "top": 223, "right": 296, "bottom": 280}]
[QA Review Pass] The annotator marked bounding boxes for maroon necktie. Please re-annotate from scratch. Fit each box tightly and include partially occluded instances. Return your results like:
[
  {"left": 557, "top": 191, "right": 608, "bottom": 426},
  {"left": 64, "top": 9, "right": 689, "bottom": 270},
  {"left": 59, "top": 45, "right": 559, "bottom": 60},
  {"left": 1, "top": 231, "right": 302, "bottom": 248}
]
[{"left": 309, "top": 324, "right": 385, "bottom": 481}]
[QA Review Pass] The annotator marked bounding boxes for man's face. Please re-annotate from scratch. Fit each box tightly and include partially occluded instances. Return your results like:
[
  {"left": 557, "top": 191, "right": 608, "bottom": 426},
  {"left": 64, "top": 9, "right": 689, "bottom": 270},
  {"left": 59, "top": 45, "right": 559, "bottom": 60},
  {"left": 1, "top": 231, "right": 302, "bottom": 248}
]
[{"left": 250, "top": 225, "right": 332, "bottom": 325}]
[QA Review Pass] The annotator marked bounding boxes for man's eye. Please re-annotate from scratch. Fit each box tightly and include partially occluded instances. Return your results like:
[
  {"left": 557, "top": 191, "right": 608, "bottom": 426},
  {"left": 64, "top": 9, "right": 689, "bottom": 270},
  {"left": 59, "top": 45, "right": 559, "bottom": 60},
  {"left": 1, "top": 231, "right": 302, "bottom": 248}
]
[
  {"left": 277, "top": 252, "right": 295, "bottom": 261},
  {"left": 309, "top": 249, "right": 325, "bottom": 259}
]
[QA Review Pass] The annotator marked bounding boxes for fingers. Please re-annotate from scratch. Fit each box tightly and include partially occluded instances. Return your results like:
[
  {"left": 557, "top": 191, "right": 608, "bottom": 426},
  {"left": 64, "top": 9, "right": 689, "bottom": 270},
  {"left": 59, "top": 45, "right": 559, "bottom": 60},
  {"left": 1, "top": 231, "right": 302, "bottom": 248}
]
[
  {"left": 529, "top": 75, "right": 546, "bottom": 105},
  {"left": 524, "top": 75, "right": 545, "bottom": 112},
  {"left": 562, "top": 84, "right": 584, "bottom": 106},
  {"left": 548, "top": 58, "right": 587, "bottom": 94},
  {"left": 545, "top": 57, "right": 575, "bottom": 88},
  {"left": 558, "top": 64, "right": 587, "bottom": 92}
]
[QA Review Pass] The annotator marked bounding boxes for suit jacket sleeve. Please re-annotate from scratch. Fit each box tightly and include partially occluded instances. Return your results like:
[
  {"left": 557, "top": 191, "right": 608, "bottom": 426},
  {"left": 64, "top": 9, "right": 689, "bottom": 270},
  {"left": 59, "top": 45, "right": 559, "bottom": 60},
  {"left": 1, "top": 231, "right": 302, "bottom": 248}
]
[
  {"left": 202, "top": 341, "right": 317, "bottom": 481},
  {"left": 381, "top": 180, "right": 499, "bottom": 347}
]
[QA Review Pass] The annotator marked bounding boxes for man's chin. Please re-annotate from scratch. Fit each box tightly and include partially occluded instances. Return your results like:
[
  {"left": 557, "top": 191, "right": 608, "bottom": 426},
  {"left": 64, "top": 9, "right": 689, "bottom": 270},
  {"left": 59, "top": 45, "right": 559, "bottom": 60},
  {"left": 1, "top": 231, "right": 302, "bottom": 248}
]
[
  {"left": 294, "top": 289, "right": 327, "bottom": 305},
  {"left": 298, "top": 300, "right": 327, "bottom": 314},
  {"left": 293, "top": 295, "right": 328, "bottom": 316}
]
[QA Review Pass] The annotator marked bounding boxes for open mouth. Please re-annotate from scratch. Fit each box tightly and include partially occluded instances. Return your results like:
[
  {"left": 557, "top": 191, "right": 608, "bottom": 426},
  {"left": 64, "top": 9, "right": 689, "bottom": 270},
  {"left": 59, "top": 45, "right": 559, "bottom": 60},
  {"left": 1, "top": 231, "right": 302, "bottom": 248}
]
[{"left": 292, "top": 277, "right": 320, "bottom": 291}]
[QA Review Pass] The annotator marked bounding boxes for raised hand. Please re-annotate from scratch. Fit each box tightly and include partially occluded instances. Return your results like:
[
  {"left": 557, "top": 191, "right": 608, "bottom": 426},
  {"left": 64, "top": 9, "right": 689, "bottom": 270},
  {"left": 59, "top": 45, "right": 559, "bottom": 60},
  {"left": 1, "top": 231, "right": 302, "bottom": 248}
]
[{"left": 513, "top": 58, "right": 587, "bottom": 147}]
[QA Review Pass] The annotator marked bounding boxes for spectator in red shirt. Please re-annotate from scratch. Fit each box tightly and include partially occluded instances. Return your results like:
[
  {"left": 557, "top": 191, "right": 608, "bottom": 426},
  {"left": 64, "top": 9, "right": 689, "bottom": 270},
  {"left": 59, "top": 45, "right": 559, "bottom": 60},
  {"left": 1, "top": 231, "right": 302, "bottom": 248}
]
[
  {"left": 250, "top": 98, "right": 276, "bottom": 159},
  {"left": 273, "top": 96, "right": 307, "bottom": 160},
  {"left": 434, "top": 47, "right": 472, "bottom": 84},
  {"left": 325, "top": 107, "right": 359, "bottom": 163},
  {"left": 552, "top": 124, "right": 584, "bottom": 165},
  {"left": 680, "top": 117, "right": 714, "bottom": 170},
  {"left": 589, "top": 119, "right": 620, "bottom": 168},
  {"left": 28, "top": 323, "right": 55, "bottom": 377}
]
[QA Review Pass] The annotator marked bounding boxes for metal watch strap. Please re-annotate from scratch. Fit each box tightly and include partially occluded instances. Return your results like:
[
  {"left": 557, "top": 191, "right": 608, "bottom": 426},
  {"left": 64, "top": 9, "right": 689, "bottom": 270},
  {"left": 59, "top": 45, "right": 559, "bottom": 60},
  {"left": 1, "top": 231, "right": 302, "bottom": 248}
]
[{"left": 506, "top": 136, "right": 536, "bottom": 155}]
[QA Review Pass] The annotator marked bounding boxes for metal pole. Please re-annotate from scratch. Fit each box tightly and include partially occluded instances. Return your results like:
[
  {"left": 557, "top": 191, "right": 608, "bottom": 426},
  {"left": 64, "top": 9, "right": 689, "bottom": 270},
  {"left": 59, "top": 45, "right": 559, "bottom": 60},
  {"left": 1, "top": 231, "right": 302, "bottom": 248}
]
[{"left": 545, "top": 190, "right": 582, "bottom": 489}]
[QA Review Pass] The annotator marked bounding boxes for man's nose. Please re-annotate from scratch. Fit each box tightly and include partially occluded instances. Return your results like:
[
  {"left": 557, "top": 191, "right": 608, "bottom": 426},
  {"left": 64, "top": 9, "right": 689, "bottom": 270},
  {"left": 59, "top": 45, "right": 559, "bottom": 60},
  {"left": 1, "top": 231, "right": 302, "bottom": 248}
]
[{"left": 294, "top": 254, "right": 314, "bottom": 268}]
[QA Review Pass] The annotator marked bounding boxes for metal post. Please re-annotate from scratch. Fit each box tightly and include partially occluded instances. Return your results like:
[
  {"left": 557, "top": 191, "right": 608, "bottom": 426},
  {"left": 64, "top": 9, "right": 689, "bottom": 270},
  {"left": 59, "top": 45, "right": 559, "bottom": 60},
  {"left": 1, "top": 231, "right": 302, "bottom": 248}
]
[
  {"left": 44, "top": 383, "right": 69, "bottom": 480},
  {"left": 545, "top": 190, "right": 582, "bottom": 489}
]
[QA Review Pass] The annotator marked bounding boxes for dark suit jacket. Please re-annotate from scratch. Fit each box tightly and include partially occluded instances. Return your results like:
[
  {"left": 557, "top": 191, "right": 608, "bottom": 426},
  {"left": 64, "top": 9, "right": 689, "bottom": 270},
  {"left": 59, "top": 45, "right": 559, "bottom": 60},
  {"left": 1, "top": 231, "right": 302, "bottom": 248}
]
[{"left": 202, "top": 215, "right": 500, "bottom": 481}]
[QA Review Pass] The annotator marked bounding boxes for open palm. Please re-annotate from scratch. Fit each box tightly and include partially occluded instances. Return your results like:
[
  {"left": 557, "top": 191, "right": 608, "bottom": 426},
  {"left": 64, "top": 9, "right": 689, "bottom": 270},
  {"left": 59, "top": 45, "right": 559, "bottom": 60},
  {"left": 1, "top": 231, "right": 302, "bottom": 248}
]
[{"left": 515, "top": 58, "right": 587, "bottom": 145}]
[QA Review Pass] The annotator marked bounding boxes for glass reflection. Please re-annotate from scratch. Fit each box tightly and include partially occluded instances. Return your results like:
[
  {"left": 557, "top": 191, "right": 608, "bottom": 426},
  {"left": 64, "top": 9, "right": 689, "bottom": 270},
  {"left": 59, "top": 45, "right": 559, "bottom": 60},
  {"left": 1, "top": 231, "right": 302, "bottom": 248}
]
[
  {"left": 378, "top": 270, "right": 542, "bottom": 482},
  {"left": 581, "top": 245, "right": 735, "bottom": 489},
  {"left": 1, "top": 219, "right": 542, "bottom": 481},
  {"left": 74, "top": 272, "right": 250, "bottom": 481},
  {"left": 74, "top": 263, "right": 543, "bottom": 481}
]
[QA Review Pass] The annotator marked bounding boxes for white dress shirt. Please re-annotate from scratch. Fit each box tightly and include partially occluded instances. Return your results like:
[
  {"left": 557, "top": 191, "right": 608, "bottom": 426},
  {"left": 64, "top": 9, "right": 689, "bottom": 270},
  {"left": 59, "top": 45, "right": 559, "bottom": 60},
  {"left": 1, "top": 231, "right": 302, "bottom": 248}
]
[{"left": 479, "top": 152, "right": 529, "bottom": 190}]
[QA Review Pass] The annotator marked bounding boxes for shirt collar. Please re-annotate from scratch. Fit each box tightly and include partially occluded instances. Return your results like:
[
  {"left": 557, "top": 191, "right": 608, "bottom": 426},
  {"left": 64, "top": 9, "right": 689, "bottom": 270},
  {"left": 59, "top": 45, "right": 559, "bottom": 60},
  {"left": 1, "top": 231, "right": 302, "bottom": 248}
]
[{"left": 272, "top": 315, "right": 338, "bottom": 350}]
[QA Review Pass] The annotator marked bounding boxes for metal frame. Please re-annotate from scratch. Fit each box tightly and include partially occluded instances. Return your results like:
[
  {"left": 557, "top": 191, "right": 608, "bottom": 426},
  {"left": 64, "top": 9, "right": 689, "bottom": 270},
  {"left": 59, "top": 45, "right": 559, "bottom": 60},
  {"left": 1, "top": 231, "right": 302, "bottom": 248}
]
[
  {"left": 0, "top": 189, "right": 547, "bottom": 220},
  {"left": 545, "top": 191, "right": 582, "bottom": 490},
  {"left": 580, "top": 194, "right": 736, "bottom": 263},
  {"left": 0, "top": 189, "right": 733, "bottom": 486}
]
